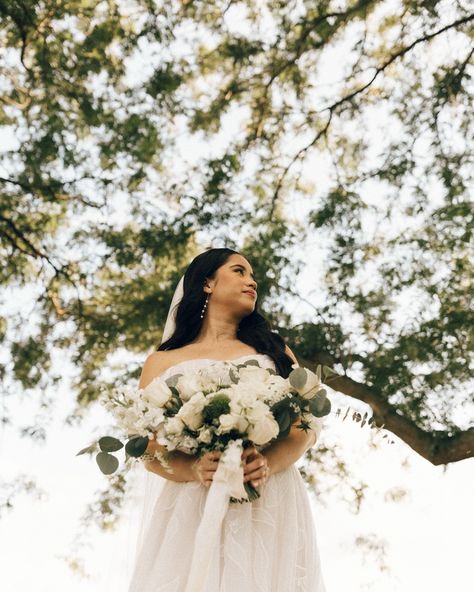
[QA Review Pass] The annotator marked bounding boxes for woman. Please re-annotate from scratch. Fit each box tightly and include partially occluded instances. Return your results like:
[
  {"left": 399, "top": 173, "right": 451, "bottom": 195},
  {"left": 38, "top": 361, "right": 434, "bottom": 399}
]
[{"left": 127, "top": 247, "right": 327, "bottom": 592}]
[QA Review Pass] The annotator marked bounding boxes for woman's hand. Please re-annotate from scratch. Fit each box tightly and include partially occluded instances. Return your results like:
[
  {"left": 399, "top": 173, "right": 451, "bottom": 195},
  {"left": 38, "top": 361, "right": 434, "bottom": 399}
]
[
  {"left": 191, "top": 451, "right": 222, "bottom": 488},
  {"left": 242, "top": 445, "right": 271, "bottom": 488}
]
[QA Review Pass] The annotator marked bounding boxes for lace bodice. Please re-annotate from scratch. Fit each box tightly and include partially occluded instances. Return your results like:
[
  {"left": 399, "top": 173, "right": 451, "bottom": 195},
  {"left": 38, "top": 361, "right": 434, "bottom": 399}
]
[{"left": 158, "top": 353, "right": 277, "bottom": 381}]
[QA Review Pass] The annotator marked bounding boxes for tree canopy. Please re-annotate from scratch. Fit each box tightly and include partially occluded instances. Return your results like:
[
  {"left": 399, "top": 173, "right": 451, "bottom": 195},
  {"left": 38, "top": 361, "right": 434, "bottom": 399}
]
[{"left": 1, "top": 0, "right": 473, "bottom": 504}]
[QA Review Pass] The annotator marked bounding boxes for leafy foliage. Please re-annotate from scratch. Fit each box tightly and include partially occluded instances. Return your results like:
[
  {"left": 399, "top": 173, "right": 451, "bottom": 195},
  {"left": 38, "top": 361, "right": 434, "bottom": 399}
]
[{"left": 1, "top": 0, "right": 473, "bottom": 541}]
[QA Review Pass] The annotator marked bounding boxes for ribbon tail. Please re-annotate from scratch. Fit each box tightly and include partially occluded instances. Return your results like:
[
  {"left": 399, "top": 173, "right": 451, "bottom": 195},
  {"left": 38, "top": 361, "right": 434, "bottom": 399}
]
[{"left": 184, "top": 440, "right": 246, "bottom": 591}]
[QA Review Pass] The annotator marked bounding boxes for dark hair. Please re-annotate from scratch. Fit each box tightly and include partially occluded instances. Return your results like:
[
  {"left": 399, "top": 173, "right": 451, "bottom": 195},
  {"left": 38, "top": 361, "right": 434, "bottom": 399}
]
[{"left": 156, "top": 247, "right": 295, "bottom": 378}]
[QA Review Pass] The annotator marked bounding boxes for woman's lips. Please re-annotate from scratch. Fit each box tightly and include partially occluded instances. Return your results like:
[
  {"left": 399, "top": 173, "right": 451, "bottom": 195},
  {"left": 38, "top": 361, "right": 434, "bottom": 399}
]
[{"left": 243, "top": 290, "right": 256, "bottom": 298}]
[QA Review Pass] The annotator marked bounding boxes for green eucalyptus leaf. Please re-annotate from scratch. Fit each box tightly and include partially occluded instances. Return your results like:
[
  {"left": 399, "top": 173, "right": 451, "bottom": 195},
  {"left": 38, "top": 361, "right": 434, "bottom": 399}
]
[
  {"left": 309, "top": 396, "right": 331, "bottom": 417},
  {"left": 98, "top": 436, "right": 124, "bottom": 452},
  {"left": 322, "top": 366, "right": 340, "bottom": 381},
  {"left": 316, "top": 364, "right": 322, "bottom": 381},
  {"left": 125, "top": 436, "right": 149, "bottom": 457},
  {"left": 229, "top": 367, "right": 240, "bottom": 383},
  {"left": 96, "top": 451, "right": 119, "bottom": 475},
  {"left": 166, "top": 373, "right": 183, "bottom": 388},
  {"left": 242, "top": 358, "right": 260, "bottom": 366},
  {"left": 276, "top": 409, "right": 291, "bottom": 432},
  {"left": 76, "top": 443, "right": 97, "bottom": 456},
  {"left": 289, "top": 367, "right": 308, "bottom": 390}
]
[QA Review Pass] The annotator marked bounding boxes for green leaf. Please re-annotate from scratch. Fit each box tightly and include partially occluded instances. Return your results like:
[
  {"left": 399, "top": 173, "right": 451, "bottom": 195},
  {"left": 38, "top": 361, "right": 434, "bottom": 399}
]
[
  {"left": 203, "top": 394, "right": 231, "bottom": 423},
  {"left": 309, "top": 396, "right": 331, "bottom": 417},
  {"left": 316, "top": 364, "right": 322, "bottom": 381},
  {"left": 96, "top": 451, "right": 119, "bottom": 475},
  {"left": 76, "top": 442, "right": 97, "bottom": 456},
  {"left": 165, "top": 373, "right": 183, "bottom": 388},
  {"left": 125, "top": 436, "right": 149, "bottom": 457},
  {"left": 322, "top": 366, "right": 340, "bottom": 381},
  {"left": 289, "top": 367, "right": 308, "bottom": 390},
  {"left": 98, "top": 436, "right": 124, "bottom": 452},
  {"left": 275, "top": 409, "right": 291, "bottom": 432}
]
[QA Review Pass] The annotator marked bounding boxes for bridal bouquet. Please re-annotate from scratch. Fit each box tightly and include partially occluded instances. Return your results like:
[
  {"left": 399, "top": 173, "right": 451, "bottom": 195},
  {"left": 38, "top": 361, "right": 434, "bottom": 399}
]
[{"left": 77, "top": 358, "right": 332, "bottom": 502}]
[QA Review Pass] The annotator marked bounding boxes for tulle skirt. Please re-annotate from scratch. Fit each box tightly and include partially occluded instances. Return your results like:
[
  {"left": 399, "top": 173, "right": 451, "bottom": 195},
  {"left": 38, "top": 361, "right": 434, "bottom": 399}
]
[{"left": 127, "top": 463, "right": 327, "bottom": 592}]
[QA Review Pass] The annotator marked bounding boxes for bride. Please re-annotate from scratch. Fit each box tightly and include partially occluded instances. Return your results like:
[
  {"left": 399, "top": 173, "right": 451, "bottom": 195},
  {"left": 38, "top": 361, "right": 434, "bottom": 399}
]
[{"left": 127, "top": 247, "right": 327, "bottom": 592}]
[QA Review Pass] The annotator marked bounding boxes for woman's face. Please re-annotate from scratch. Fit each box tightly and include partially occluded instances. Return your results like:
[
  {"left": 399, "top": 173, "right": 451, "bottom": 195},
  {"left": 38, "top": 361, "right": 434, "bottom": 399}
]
[{"left": 205, "top": 254, "right": 258, "bottom": 315}]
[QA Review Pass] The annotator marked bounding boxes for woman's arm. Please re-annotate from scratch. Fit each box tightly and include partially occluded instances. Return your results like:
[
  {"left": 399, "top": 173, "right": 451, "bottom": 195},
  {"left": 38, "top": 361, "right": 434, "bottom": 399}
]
[
  {"left": 260, "top": 343, "right": 316, "bottom": 477},
  {"left": 138, "top": 352, "right": 198, "bottom": 483},
  {"left": 260, "top": 421, "right": 315, "bottom": 478},
  {"left": 143, "top": 439, "right": 196, "bottom": 483}
]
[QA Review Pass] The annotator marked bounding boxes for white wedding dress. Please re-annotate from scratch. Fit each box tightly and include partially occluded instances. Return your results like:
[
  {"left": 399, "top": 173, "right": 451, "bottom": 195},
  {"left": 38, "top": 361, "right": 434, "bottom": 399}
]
[{"left": 127, "top": 354, "right": 327, "bottom": 592}]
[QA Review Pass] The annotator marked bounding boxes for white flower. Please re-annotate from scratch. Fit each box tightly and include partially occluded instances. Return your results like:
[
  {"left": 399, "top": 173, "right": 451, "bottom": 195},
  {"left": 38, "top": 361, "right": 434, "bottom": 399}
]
[
  {"left": 142, "top": 378, "right": 173, "bottom": 407},
  {"left": 200, "top": 363, "right": 233, "bottom": 387},
  {"left": 248, "top": 414, "right": 280, "bottom": 445},
  {"left": 265, "top": 375, "right": 290, "bottom": 399},
  {"left": 197, "top": 427, "right": 213, "bottom": 443},
  {"left": 176, "top": 374, "right": 206, "bottom": 402},
  {"left": 246, "top": 400, "right": 270, "bottom": 421},
  {"left": 231, "top": 381, "right": 266, "bottom": 406},
  {"left": 165, "top": 416, "right": 185, "bottom": 436},
  {"left": 237, "top": 365, "right": 271, "bottom": 384},
  {"left": 176, "top": 435, "right": 199, "bottom": 454},
  {"left": 218, "top": 413, "right": 249, "bottom": 434},
  {"left": 176, "top": 392, "right": 206, "bottom": 430}
]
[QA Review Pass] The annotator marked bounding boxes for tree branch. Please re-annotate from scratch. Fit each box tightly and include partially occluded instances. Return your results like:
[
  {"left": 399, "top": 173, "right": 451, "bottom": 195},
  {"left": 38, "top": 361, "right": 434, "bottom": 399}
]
[{"left": 297, "top": 352, "right": 474, "bottom": 465}]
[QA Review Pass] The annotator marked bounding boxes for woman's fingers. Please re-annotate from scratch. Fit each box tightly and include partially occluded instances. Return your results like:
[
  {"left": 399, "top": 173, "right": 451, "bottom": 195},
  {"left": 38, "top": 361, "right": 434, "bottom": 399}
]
[
  {"left": 242, "top": 452, "right": 269, "bottom": 486},
  {"left": 241, "top": 446, "right": 257, "bottom": 461},
  {"left": 194, "top": 451, "right": 223, "bottom": 486},
  {"left": 244, "top": 465, "right": 267, "bottom": 481},
  {"left": 243, "top": 451, "right": 266, "bottom": 472}
]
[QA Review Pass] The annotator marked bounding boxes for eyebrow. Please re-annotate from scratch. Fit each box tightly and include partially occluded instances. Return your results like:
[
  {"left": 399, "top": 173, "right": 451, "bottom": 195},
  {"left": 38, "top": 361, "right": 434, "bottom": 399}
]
[{"left": 230, "top": 264, "right": 256, "bottom": 280}]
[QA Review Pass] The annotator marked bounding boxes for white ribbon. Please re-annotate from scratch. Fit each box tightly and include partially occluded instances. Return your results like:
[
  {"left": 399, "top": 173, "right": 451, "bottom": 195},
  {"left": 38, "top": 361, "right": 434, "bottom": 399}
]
[{"left": 184, "top": 439, "right": 248, "bottom": 592}]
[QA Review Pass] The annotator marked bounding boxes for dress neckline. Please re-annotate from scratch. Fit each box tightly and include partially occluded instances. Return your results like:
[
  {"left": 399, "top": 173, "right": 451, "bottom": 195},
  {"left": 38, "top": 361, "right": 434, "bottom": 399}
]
[{"left": 160, "top": 353, "right": 272, "bottom": 378}]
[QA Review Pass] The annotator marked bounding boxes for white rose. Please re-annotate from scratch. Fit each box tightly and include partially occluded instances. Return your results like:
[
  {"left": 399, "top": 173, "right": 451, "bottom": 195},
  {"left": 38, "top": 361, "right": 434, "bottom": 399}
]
[
  {"left": 218, "top": 413, "right": 249, "bottom": 433},
  {"left": 246, "top": 400, "right": 270, "bottom": 421},
  {"left": 237, "top": 365, "right": 271, "bottom": 384},
  {"left": 266, "top": 375, "right": 289, "bottom": 395},
  {"left": 231, "top": 388, "right": 256, "bottom": 409},
  {"left": 290, "top": 367, "right": 322, "bottom": 400},
  {"left": 176, "top": 374, "right": 206, "bottom": 402},
  {"left": 142, "top": 378, "right": 173, "bottom": 407},
  {"left": 176, "top": 392, "right": 206, "bottom": 430},
  {"left": 231, "top": 381, "right": 265, "bottom": 405},
  {"left": 200, "top": 364, "right": 233, "bottom": 387},
  {"left": 248, "top": 414, "right": 280, "bottom": 445},
  {"left": 165, "top": 416, "right": 185, "bottom": 436}
]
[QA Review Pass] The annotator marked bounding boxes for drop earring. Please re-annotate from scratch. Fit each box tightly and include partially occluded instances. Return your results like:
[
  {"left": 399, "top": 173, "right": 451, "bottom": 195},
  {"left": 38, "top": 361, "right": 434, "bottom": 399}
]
[{"left": 200, "top": 293, "right": 210, "bottom": 318}]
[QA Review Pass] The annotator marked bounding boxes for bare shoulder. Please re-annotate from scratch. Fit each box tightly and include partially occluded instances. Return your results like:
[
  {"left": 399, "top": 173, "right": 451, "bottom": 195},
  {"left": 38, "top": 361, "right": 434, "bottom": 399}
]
[
  {"left": 138, "top": 350, "right": 178, "bottom": 389},
  {"left": 284, "top": 344, "right": 298, "bottom": 365}
]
